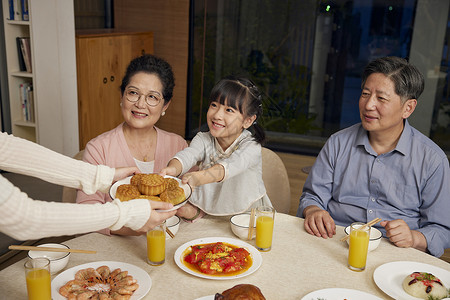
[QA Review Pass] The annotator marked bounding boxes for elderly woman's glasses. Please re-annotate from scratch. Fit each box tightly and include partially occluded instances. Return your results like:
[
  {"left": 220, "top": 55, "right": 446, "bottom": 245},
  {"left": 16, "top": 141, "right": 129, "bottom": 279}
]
[{"left": 125, "top": 88, "right": 163, "bottom": 107}]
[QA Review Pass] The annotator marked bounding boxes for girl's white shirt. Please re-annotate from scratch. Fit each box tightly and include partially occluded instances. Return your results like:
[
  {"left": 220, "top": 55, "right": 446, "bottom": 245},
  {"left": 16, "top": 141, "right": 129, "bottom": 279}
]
[{"left": 174, "top": 130, "right": 271, "bottom": 215}]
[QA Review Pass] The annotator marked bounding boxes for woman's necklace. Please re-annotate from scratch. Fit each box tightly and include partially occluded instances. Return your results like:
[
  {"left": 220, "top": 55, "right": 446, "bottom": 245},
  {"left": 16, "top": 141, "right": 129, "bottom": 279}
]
[
  {"left": 136, "top": 144, "right": 151, "bottom": 162},
  {"left": 124, "top": 128, "right": 156, "bottom": 162}
]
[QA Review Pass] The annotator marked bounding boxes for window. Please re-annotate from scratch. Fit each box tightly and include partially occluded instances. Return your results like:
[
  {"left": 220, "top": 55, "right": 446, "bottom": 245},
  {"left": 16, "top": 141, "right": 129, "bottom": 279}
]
[{"left": 187, "top": 0, "right": 450, "bottom": 155}]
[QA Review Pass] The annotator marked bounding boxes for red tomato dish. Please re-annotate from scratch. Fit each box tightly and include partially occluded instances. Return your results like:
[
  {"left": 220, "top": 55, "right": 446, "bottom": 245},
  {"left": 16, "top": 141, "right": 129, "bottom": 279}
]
[{"left": 183, "top": 242, "right": 252, "bottom": 276}]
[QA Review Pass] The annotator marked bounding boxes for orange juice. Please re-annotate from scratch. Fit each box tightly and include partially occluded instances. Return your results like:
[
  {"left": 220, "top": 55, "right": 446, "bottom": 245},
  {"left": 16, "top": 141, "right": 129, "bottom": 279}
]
[
  {"left": 348, "top": 229, "right": 370, "bottom": 271},
  {"left": 255, "top": 215, "right": 274, "bottom": 250},
  {"left": 26, "top": 269, "right": 51, "bottom": 300},
  {"left": 147, "top": 230, "right": 166, "bottom": 265}
]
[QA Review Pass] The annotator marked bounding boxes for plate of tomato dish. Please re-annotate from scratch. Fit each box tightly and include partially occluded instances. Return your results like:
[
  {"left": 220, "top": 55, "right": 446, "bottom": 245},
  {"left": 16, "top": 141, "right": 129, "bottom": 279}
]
[{"left": 174, "top": 237, "right": 262, "bottom": 280}]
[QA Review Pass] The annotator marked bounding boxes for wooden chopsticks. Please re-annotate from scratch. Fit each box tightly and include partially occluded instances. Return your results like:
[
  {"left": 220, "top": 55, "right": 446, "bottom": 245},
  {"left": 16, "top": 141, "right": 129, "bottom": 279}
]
[
  {"left": 247, "top": 208, "right": 256, "bottom": 240},
  {"left": 340, "top": 217, "right": 381, "bottom": 242},
  {"left": 9, "top": 245, "right": 96, "bottom": 254},
  {"left": 166, "top": 227, "right": 175, "bottom": 239}
]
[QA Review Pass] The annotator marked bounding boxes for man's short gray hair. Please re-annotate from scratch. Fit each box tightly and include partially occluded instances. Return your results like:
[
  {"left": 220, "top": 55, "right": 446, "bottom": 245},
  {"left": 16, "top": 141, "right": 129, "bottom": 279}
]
[{"left": 361, "top": 56, "right": 424, "bottom": 103}]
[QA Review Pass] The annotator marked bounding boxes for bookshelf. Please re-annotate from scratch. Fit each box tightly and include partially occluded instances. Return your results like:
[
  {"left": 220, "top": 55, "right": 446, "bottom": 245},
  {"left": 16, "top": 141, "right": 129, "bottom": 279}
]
[{"left": 1, "top": 0, "right": 79, "bottom": 155}]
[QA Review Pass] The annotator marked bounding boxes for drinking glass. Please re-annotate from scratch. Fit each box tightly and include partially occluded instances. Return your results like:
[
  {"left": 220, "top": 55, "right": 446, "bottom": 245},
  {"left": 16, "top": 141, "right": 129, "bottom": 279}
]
[
  {"left": 347, "top": 222, "right": 371, "bottom": 271},
  {"left": 147, "top": 221, "right": 166, "bottom": 265},
  {"left": 255, "top": 206, "right": 275, "bottom": 251},
  {"left": 24, "top": 257, "right": 51, "bottom": 300}
]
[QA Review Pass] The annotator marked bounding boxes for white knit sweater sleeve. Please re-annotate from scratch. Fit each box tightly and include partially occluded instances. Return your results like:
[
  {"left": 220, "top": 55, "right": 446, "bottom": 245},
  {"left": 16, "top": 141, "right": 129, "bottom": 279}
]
[
  {"left": 0, "top": 177, "right": 151, "bottom": 240},
  {"left": 0, "top": 132, "right": 113, "bottom": 194},
  {"left": 0, "top": 132, "right": 151, "bottom": 239}
]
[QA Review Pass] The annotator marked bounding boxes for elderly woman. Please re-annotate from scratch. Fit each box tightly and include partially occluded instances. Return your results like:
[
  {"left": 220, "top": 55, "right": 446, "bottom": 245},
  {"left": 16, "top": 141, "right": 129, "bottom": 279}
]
[{"left": 76, "top": 54, "right": 188, "bottom": 236}]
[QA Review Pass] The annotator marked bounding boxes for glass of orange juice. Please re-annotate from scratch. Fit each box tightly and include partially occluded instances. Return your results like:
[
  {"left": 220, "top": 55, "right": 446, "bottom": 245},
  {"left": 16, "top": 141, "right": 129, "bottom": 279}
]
[
  {"left": 347, "top": 222, "right": 370, "bottom": 271},
  {"left": 255, "top": 206, "right": 275, "bottom": 251},
  {"left": 24, "top": 257, "right": 51, "bottom": 300},
  {"left": 147, "top": 221, "right": 166, "bottom": 265}
]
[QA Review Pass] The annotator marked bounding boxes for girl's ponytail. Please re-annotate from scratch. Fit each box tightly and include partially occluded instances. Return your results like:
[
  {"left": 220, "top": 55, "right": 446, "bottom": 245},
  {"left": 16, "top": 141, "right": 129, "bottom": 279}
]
[{"left": 251, "top": 122, "right": 266, "bottom": 144}]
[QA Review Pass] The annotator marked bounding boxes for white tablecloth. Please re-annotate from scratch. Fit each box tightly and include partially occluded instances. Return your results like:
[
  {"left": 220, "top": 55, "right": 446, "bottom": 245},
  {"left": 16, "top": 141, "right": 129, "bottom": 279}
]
[{"left": 0, "top": 213, "right": 449, "bottom": 299}]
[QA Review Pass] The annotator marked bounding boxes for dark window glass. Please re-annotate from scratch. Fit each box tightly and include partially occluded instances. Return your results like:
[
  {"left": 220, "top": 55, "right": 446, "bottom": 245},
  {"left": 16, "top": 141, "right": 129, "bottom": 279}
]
[{"left": 188, "top": 0, "right": 450, "bottom": 156}]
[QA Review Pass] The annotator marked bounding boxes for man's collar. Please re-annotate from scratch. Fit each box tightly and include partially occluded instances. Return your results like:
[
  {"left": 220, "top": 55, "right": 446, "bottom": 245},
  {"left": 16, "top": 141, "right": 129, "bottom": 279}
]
[{"left": 355, "top": 120, "right": 412, "bottom": 156}]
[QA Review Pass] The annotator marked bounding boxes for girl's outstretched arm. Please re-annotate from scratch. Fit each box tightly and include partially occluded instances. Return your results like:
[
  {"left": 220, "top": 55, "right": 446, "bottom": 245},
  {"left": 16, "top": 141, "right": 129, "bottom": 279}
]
[
  {"left": 160, "top": 158, "right": 183, "bottom": 177},
  {"left": 181, "top": 164, "right": 225, "bottom": 187}
]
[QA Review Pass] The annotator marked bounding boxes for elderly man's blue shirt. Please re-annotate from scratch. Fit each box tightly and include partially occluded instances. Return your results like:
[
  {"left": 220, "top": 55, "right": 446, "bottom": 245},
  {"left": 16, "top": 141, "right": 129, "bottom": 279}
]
[{"left": 297, "top": 120, "right": 450, "bottom": 257}]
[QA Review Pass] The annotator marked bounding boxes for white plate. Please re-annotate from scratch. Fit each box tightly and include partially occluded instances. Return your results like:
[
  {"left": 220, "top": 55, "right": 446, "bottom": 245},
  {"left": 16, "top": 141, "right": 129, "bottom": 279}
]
[
  {"left": 51, "top": 261, "right": 152, "bottom": 300},
  {"left": 301, "top": 288, "right": 383, "bottom": 300},
  {"left": 109, "top": 175, "right": 192, "bottom": 212},
  {"left": 195, "top": 296, "right": 215, "bottom": 300},
  {"left": 373, "top": 261, "right": 450, "bottom": 300},
  {"left": 174, "top": 237, "right": 262, "bottom": 280}
]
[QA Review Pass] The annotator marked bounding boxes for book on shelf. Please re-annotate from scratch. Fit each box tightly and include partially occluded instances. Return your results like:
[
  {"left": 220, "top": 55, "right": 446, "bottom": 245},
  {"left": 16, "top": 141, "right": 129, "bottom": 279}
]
[
  {"left": 19, "top": 82, "right": 34, "bottom": 122},
  {"left": 17, "top": 37, "right": 32, "bottom": 73},
  {"left": 13, "top": 0, "right": 21, "bottom": 20},
  {"left": 16, "top": 37, "right": 26, "bottom": 71},
  {"left": 7, "top": 0, "right": 28, "bottom": 21},
  {"left": 20, "top": 0, "right": 28, "bottom": 21},
  {"left": 8, "top": 0, "right": 14, "bottom": 20}
]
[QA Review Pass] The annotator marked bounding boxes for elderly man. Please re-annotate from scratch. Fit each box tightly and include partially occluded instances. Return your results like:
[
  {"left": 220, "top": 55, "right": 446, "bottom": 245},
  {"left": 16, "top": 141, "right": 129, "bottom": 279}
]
[{"left": 297, "top": 56, "right": 450, "bottom": 257}]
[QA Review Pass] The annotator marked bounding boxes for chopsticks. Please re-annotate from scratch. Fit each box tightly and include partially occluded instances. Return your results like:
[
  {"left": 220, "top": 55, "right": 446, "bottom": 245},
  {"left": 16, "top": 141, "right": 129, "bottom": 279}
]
[
  {"left": 9, "top": 245, "right": 96, "bottom": 254},
  {"left": 247, "top": 208, "right": 256, "bottom": 240},
  {"left": 340, "top": 217, "right": 381, "bottom": 242},
  {"left": 166, "top": 227, "right": 175, "bottom": 239}
]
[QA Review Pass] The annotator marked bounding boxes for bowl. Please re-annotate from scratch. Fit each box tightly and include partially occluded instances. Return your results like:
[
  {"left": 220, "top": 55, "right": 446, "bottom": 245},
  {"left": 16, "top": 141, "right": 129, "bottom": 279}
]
[
  {"left": 344, "top": 225, "right": 382, "bottom": 251},
  {"left": 27, "top": 243, "right": 70, "bottom": 274},
  {"left": 230, "top": 213, "right": 256, "bottom": 240},
  {"left": 166, "top": 215, "right": 180, "bottom": 239}
]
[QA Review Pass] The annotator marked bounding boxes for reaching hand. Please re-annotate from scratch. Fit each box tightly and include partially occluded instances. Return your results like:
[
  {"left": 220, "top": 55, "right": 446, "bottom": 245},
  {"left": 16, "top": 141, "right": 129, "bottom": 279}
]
[
  {"left": 303, "top": 205, "right": 336, "bottom": 238},
  {"left": 136, "top": 200, "right": 177, "bottom": 233},
  {"left": 181, "top": 172, "right": 201, "bottom": 187},
  {"left": 113, "top": 167, "right": 140, "bottom": 182},
  {"left": 159, "top": 166, "right": 178, "bottom": 177}
]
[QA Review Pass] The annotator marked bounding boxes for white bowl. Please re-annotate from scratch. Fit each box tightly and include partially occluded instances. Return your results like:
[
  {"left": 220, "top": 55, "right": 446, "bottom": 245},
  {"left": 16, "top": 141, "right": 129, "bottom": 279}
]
[
  {"left": 28, "top": 243, "right": 70, "bottom": 274},
  {"left": 344, "top": 225, "right": 382, "bottom": 251},
  {"left": 230, "top": 213, "right": 256, "bottom": 240},
  {"left": 166, "top": 215, "right": 180, "bottom": 239}
]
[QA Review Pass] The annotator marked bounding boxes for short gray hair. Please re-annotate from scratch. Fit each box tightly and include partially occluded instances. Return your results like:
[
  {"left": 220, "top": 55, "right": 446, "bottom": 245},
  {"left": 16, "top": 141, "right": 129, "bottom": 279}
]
[{"left": 361, "top": 56, "right": 424, "bottom": 103}]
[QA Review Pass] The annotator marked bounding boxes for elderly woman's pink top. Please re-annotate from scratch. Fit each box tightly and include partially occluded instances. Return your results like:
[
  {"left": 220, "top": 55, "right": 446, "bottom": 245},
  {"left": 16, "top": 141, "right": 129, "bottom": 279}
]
[{"left": 76, "top": 123, "right": 188, "bottom": 234}]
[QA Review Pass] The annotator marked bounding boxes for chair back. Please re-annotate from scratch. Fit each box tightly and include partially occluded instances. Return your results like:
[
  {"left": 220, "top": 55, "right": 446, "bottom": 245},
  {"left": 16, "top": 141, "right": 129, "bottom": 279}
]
[
  {"left": 261, "top": 147, "right": 291, "bottom": 214},
  {"left": 61, "top": 150, "right": 85, "bottom": 203}
]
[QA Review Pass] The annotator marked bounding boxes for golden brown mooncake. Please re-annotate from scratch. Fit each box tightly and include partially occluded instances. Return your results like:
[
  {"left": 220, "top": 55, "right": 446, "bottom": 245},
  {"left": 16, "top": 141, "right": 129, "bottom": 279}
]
[
  {"left": 130, "top": 173, "right": 146, "bottom": 186},
  {"left": 160, "top": 186, "right": 185, "bottom": 205},
  {"left": 115, "top": 184, "right": 141, "bottom": 202},
  {"left": 135, "top": 195, "right": 162, "bottom": 202},
  {"left": 138, "top": 174, "right": 166, "bottom": 196},
  {"left": 164, "top": 177, "right": 180, "bottom": 190}
]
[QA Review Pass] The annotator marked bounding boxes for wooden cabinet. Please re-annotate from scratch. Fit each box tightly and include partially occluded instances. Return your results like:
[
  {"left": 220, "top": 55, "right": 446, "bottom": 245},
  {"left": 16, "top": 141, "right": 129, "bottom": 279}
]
[
  {"left": 75, "top": 30, "right": 154, "bottom": 149},
  {"left": 1, "top": 0, "right": 79, "bottom": 155}
]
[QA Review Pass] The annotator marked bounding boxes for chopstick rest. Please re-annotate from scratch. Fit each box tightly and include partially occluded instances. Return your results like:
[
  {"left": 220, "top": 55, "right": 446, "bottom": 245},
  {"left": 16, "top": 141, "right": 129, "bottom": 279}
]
[
  {"left": 340, "top": 217, "right": 381, "bottom": 242},
  {"left": 9, "top": 245, "right": 96, "bottom": 254}
]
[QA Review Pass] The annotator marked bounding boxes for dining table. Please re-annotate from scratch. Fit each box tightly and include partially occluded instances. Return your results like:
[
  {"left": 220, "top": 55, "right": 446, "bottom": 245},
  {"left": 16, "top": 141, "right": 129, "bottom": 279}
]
[{"left": 1, "top": 212, "right": 449, "bottom": 299}]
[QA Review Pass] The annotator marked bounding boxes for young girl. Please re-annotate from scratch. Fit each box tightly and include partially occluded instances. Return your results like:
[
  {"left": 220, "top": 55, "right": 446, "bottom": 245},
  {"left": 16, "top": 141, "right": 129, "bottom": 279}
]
[{"left": 160, "top": 76, "right": 272, "bottom": 220}]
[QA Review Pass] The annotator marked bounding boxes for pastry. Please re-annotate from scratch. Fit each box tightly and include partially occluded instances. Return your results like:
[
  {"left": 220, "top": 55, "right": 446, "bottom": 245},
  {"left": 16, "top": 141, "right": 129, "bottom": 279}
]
[
  {"left": 136, "top": 195, "right": 162, "bottom": 202},
  {"left": 160, "top": 186, "right": 185, "bottom": 205},
  {"left": 115, "top": 184, "right": 141, "bottom": 202},
  {"left": 215, "top": 284, "right": 266, "bottom": 300},
  {"left": 402, "top": 272, "right": 448, "bottom": 299},
  {"left": 164, "top": 177, "right": 180, "bottom": 190},
  {"left": 138, "top": 174, "right": 166, "bottom": 196},
  {"left": 130, "top": 173, "right": 146, "bottom": 186}
]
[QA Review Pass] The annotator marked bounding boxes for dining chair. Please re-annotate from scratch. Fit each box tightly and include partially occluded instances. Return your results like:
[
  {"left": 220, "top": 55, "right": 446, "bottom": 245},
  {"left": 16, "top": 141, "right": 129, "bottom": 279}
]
[
  {"left": 61, "top": 150, "right": 85, "bottom": 203},
  {"left": 261, "top": 147, "right": 291, "bottom": 214}
]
